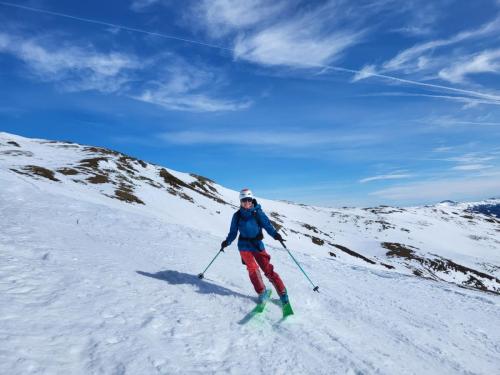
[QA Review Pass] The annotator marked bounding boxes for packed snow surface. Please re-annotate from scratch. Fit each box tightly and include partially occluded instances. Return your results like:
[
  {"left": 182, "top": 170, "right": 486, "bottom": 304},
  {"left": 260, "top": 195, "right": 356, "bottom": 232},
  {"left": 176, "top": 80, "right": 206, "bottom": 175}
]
[{"left": 1, "top": 132, "right": 499, "bottom": 374}]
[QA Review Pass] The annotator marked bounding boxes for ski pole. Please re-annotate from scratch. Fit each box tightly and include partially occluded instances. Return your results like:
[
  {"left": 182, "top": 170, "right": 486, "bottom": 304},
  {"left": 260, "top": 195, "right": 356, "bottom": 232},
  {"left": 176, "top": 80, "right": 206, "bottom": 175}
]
[
  {"left": 198, "top": 247, "right": 224, "bottom": 279},
  {"left": 280, "top": 240, "right": 319, "bottom": 292}
]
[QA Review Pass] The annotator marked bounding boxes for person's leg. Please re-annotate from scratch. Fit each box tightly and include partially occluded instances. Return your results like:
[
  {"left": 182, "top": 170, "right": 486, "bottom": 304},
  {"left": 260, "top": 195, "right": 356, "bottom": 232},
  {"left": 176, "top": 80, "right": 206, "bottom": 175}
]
[
  {"left": 240, "top": 251, "right": 265, "bottom": 294},
  {"left": 254, "top": 250, "right": 286, "bottom": 295}
]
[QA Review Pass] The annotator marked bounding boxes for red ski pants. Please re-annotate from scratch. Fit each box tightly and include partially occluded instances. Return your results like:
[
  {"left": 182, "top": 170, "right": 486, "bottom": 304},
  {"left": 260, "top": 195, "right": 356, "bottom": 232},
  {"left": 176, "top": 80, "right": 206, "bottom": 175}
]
[{"left": 240, "top": 250, "right": 286, "bottom": 295}]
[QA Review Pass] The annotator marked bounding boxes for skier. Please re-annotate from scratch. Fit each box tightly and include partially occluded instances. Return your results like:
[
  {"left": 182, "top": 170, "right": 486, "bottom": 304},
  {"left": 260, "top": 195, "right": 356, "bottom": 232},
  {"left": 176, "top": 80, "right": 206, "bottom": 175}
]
[{"left": 221, "top": 188, "right": 290, "bottom": 307}]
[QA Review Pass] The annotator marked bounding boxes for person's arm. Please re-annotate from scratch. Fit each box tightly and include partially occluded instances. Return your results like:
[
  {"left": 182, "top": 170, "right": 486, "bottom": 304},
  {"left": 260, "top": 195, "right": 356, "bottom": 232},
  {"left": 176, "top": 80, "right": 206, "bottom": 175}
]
[
  {"left": 256, "top": 208, "right": 278, "bottom": 238},
  {"left": 224, "top": 212, "right": 239, "bottom": 247}
]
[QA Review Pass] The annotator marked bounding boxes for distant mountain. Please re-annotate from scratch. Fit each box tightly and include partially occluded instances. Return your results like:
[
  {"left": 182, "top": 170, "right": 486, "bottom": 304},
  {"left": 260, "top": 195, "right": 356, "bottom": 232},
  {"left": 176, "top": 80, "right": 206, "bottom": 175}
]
[
  {"left": 468, "top": 202, "right": 500, "bottom": 219},
  {"left": 438, "top": 199, "right": 457, "bottom": 205}
]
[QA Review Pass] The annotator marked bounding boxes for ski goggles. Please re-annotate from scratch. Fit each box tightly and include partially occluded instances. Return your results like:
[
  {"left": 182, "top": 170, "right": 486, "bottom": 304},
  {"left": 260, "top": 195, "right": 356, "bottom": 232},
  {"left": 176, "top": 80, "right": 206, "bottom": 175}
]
[{"left": 240, "top": 197, "right": 253, "bottom": 203}]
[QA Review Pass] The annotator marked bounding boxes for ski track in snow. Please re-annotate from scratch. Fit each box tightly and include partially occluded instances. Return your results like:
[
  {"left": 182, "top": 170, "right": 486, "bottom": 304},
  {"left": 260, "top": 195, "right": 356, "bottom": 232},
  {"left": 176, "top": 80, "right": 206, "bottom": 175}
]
[{"left": 1, "top": 173, "right": 499, "bottom": 375}]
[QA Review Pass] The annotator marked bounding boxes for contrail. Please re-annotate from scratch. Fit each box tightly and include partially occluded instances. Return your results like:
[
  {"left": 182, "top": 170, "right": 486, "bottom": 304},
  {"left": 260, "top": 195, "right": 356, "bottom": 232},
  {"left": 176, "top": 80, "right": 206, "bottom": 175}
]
[
  {"left": 359, "top": 92, "right": 500, "bottom": 106},
  {"left": 1, "top": 0, "right": 499, "bottom": 103},
  {"left": 323, "top": 66, "right": 500, "bottom": 103},
  {"left": 0, "top": 1, "right": 233, "bottom": 51}
]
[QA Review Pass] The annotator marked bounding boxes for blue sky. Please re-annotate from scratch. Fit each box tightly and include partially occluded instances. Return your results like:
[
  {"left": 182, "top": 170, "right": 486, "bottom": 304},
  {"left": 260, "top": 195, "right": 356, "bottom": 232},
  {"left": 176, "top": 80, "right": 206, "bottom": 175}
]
[{"left": 1, "top": 0, "right": 500, "bottom": 207}]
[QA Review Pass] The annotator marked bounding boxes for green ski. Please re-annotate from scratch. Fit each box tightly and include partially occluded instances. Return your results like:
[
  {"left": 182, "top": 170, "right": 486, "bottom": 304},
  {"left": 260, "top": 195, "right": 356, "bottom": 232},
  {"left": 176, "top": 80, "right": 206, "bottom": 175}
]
[
  {"left": 253, "top": 289, "right": 272, "bottom": 313},
  {"left": 281, "top": 302, "right": 294, "bottom": 318},
  {"left": 238, "top": 289, "right": 272, "bottom": 324}
]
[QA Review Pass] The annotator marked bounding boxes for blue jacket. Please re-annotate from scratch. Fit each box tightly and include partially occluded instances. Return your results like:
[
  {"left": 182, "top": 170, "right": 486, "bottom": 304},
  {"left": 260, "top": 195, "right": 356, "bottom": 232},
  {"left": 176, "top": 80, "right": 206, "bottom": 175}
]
[{"left": 225, "top": 203, "right": 277, "bottom": 251}]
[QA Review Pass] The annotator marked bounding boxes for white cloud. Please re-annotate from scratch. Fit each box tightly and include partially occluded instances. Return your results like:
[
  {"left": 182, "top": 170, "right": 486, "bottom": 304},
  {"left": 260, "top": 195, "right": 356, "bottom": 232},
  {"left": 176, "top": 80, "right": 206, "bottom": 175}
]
[
  {"left": 232, "top": 4, "right": 363, "bottom": 68},
  {"left": 371, "top": 175, "right": 500, "bottom": 202},
  {"left": 439, "top": 49, "right": 500, "bottom": 83},
  {"left": 157, "top": 129, "right": 378, "bottom": 147},
  {"left": 134, "top": 59, "right": 251, "bottom": 112},
  {"left": 359, "top": 173, "right": 413, "bottom": 183},
  {"left": 195, "top": 0, "right": 287, "bottom": 38},
  {"left": 234, "top": 27, "right": 361, "bottom": 68},
  {"left": 352, "top": 64, "right": 377, "bottom": 82},
  {"left": 136, "top": 90, "right": 251, "bottom": 112},
  {"left": 0, "top": 32, "right": 249, "bottom": 112},
  {"left": 382, "top": 16, "right": 500, "bottom": 73},
  {"left": 355, "top": 14, "right": 500, "bottom": 99},
  {"left": 452, "top": 164, "right": 493, "bottom": 171},
  {"left": 390, "top": 1, "right": 439, "bottom": 37},
  {"left": 392, "top": 25, "right": 432, "bottom": 37},
  {"left": 0, "top": 32, "right": 139, "bottom": 93},
  {"left": 195, "top": 0, "right": 365, "bottom": 68},
  {"left": 444, "top": 154, "right": 495, "bottom": 164},
  {"left": 437, "top": 151, "right": 497, "bottom": 174},
  {"left": 423, "top": 114, "right": 500, "bottom": 128},
  {"left": 433, "top": 146, "right": 453, "bottom": 152}
]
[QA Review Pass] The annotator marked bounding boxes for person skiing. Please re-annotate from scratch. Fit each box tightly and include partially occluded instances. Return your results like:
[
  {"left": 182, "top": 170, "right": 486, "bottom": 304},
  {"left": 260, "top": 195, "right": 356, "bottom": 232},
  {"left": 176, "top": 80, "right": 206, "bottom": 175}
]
[{"left": 221, "top": 188, "right": 290, "bottom": 307}]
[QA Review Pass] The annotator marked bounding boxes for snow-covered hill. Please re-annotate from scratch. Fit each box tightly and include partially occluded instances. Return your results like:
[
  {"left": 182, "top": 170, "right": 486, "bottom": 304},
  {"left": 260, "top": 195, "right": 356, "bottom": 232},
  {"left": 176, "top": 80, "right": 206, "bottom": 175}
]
[{"left": 1, "top": 132, "right": 499, "bottom": 374}]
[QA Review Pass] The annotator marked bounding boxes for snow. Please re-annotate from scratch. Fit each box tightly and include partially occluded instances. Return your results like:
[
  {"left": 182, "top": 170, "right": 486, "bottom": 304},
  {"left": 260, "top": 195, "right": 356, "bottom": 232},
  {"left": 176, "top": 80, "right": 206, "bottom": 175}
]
[{"left": 1, "top": 132, "right": 500, "bottom": 374}]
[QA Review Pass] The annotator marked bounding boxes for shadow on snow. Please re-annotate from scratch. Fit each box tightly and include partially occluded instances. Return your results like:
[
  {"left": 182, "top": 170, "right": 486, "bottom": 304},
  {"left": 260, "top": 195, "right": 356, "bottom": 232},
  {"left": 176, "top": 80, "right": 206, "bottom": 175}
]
[{"left": 136, "top": 270, "right": 253, "bottom": 301}]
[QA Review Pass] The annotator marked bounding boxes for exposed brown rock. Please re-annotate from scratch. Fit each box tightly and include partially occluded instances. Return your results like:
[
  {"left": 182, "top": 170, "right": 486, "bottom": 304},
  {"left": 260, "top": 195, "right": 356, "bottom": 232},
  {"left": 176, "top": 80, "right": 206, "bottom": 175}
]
[
  {"left": 331, "top": 243, "right": 376, "bottom": 264},
  {"left": 114, "top": 186, "right": 144, "bottom": 205},
  {"left": 57, "top": 167, "right": 79, "bottom": 175},
  {"left": 160, "top": 168, "right": 190, "bottom": 189},
  {"left": 83, "top": 146, "right": 119, "bottom": 156},
  {"left": 311, "top": 236, "right": 324, "bottom": 246},
  {"left": 79, "top": 157, "right": 108, "bottom": 170},
  {"left": 0, "top": 150, "right": 33, "bottom": 157},
  {"left": 87, "top": 174, "right": 110, "bottom": 184},
  {"left": 160, "top": 168, "right": 227, "bottom": 205},
  {"left": 23, "top": 165, "right": 60, "bottom": 182},
  {"left": 382, "top": 242, "right": 500, "bottom": 294},
  {"left": 302, "top": 223, "right": 319, "bottom": 233},
  {"left": 380, "top": 262, "right": 395, "bottom": 269},
  {"left": 382, "top": 242, "right": 419, "bottom": 260}
]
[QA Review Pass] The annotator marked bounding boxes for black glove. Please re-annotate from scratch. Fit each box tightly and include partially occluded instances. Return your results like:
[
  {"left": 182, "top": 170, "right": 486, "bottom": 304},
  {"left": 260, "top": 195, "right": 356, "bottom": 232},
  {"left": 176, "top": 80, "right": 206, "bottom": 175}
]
[
  {"left": 274, "top": 233, "right": 284, "bottom": 242},
  {"left": 221, "top": 240, "right": 229, "bottom": 249}
]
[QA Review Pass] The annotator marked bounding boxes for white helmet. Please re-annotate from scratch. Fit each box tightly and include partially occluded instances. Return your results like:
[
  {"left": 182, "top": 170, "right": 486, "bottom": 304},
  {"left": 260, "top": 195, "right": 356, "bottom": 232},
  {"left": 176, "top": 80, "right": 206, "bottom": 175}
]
[{"left": 239, "top": 188, "right": 253, "bottom": 201}]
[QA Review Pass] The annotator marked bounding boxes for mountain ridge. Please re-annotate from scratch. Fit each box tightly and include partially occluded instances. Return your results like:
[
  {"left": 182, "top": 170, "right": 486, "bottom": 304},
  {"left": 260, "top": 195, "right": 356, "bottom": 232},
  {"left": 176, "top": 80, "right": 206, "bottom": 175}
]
[
  {"left": 1, "top": 131, "right": 499, "bottom": 374},
  {"left": 1, "top": 131, "right": 499, "bottom": 295}
]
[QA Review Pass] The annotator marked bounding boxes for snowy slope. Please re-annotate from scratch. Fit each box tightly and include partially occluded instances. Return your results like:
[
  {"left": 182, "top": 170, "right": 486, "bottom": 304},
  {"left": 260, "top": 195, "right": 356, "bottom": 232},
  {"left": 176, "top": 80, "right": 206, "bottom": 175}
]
[
  {"left": 1, "top": 132, "right": 500, "bottom": 374},
  {"left": 1, "top": 132, "right": 499, "bottom": 294}
]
